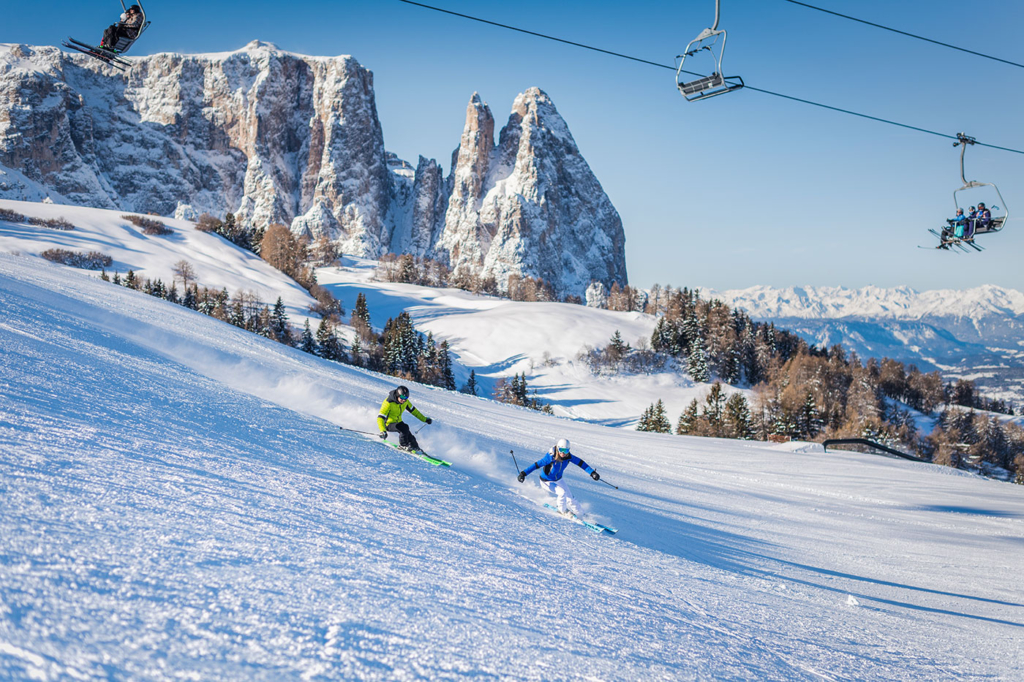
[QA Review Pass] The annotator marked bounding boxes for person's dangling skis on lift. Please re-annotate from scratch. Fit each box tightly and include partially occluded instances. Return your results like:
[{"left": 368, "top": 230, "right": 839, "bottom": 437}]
[
  {"left": 377, "top": 385, "right": 432, "bottom": 453},
  {"left": 517, "top": 438, "right": 600, "bottom": 519}
]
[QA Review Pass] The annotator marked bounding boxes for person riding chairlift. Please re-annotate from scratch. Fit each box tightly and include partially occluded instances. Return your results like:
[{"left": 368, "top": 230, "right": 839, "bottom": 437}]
[
  {"left": 940, "top": 208, "right": 968, "bottom": 248},
  {"left": 100, "top": 5, "right": 143, "bottom": 52},
  {"left": 973, "top": 202, "right": 992, "bottom": 234}
]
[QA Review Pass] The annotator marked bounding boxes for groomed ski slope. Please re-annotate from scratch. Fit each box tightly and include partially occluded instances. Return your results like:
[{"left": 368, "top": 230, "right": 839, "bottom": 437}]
[{"left": 2, "top": 252, "right": 1024, "bottom": 680}]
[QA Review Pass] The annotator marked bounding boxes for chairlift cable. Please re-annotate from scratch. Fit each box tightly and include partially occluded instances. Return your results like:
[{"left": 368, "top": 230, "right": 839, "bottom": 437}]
[
  {"left": 397, "top": 0, "right": 1024, "bottom": 156},
  {"left": 779, "top": 0, "right": 1024, "bottom": 71}
]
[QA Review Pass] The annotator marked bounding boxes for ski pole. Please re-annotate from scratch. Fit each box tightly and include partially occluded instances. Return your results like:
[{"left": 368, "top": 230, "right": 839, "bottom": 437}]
[
  {"left": 414, "top": 421, "right": 430, "bottom": 435},
  {"left": 510, "top": 449, "right": 521, "bottom": 474},
  {"left": 339, "top": 426, "right": 379, "bottom": 437},
  {"left": 598, "top": 477, "right": 619, "bottom": 490}
]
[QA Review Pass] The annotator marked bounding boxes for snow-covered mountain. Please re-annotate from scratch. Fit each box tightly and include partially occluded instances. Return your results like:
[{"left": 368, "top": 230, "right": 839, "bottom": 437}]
[
  {"left": 706, "top": 284, "right": 1024, "bottom": 405},
  {"left": 3, "top": 249, "right": 1024, "bottom": 679},
  {"left": 0, "top": 198, "right": 699, "bottom": 427},
  {"left": 0, "top": 42, "right": 627, "bottom": 298}
]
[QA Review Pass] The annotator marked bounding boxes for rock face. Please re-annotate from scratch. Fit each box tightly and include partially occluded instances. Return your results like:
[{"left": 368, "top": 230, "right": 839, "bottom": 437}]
[
  {"left": 0, "top": 43, "right": 627, "bottom": 297},
  {"left": 439, "top": 88, "right": 626, "bottom": 298}
]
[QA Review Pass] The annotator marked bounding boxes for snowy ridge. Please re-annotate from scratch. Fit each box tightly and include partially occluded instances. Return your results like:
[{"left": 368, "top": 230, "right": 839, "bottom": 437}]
[
  {"left": 705, "top": 284, "right": 1024, "bottom": 321},
  {"left": 2, "top": 252, "right": 1023, "bottom": 679}
]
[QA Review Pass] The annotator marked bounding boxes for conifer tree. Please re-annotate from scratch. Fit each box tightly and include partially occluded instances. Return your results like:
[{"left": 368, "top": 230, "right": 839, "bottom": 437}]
[
  {"left": 317, "top": 318, "right": 346, "bottom": 362},
  {"left": 724, "top": 392, "right": 754, "bottom": 439},
  {"left": 462, "top": 369, "right": 478, "bottom": 396},
  {"left": 688, "top": 335, "right": 711, "bottom": 383},
  {"left": 637, "top": 404, "right": 655, "bottom": 432},
  {"left": 651, "top": 399, "right": 672, "bottom": 433},
  {"left": 229, "top": 297, "right": 245, "bottom": 328},
  {"left": 349, "top": 336, "right": 363, "bottom": 367},
  {"left": 702, "top": 382, "right": 727, "bottom": 436},
  {"left": 112, "top": 272, "right": 122, "bottom": 286},
  {"left": 270, "top": 297, "right": 292, "bottom": 345},
  {"left": 125, "top": 270, "right": 137, "bottom": 289},
  {"left": 439, "top": 340, "right": 456, "bottom": 390},
  {"left": 608, "top": 330, "right": 630, "bottom": 362},
  {"left": 100, "top": 269, "right": 110, "bottom": 282},
  {"left": 182, "top": 284, "right": 197, "bottom": 310},
  {"left": 676, "top": 399, "right": 701, "bottom": 435},
  {"left": 299, "top": 319, "right": 317, "bottom": 355},
  {"left": 353, "top": 292, "right": 371, "bottom": 329}
]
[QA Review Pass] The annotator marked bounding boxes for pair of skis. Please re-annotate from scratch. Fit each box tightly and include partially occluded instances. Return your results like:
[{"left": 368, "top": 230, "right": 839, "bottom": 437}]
[
  {"left": 339, "top": 426, "right": 451, "bottom": 467},
  {"left": 61, "top": 38, "right": 133, "bottom": 71},
  {"left": 921, "top": 229, "right": 984, "bottom": 252},
  {"left": 543, "top": 503, "right": 618, "bottom": 535}
]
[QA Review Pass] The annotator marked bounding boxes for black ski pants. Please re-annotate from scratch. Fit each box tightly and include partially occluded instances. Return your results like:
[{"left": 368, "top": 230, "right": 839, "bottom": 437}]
[{"left": 387, "top": 422, "right": 419, "bottom": 450}]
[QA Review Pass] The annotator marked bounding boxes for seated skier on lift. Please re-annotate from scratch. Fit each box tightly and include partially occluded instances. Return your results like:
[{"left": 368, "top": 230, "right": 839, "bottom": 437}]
[
  {"left": 940, "top": 208, "right": 968, "bottom": 248},
  {"left": 377, "top": 385, "right": 432, "bottom": 452},
  {"left": 100, "top": 4, "right": 143, "bottom": 52},
  {"left": 973, "top": 202, "right": 992, "bottom": 234},
  {"left": 517, "top": 438, "right": 600, "bottom": 519}
]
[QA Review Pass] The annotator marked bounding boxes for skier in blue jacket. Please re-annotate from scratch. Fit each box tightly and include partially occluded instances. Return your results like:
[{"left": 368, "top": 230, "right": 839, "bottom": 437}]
[{"left": 517, "top": 438, "right": 600, "bottom": 518}]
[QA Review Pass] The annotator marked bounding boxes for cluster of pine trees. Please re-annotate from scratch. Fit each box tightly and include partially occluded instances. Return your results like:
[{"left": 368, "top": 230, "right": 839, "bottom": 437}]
[
  {"left": 346, "top": 293, "right": 457, "bottom": 391},
  {"left": 100, "top": 267, "right": 323, "bottom": 347},
  {"left": 492, "top": 373, "right": 552, "bottom": 413},
  {"left": 374, "top": 254, "right": 568, "bottom": 303},
  {"left": 609, "top": 286, "right": 1023, "bottom": 480}
]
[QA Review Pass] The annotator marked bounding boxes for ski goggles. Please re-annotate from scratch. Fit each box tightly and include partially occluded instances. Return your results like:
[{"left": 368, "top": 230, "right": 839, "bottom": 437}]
[{"left": 557, "top": 446, "right": 570, "bottom": 455}]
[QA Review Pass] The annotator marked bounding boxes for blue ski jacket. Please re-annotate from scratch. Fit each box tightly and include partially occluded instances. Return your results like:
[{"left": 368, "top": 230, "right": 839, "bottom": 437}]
[{"left": 522, "top": 449, "right": 594, "bottom": 482}]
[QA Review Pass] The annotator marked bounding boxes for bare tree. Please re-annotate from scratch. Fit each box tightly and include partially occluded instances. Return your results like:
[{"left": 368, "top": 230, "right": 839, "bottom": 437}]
[{"left": 172, "top": 259, "right": 197, "bottom": 289}]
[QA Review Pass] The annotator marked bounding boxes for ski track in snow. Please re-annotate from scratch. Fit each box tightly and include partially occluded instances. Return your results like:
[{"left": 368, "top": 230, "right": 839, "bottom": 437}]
[{"left": 2, "top": 252, "right": 1024, "bottom": 680}]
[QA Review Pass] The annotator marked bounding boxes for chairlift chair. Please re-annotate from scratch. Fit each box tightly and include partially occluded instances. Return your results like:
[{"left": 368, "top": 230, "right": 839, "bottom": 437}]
[
  {"left": 924, "top": 133, "right": 1009, "bottom": 252},
  {"left": 953, "top": 133, "right": 1008, "bottom": 237},
  {"left": 62, "top": 0, "right": 150, "bottom": 71},
  {"left": 675, "top": 0, "right": 744, "bottom": 102}
]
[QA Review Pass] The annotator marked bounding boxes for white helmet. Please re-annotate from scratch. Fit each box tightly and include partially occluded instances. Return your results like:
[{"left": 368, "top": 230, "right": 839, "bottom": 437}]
[{"left": 555, "top": 438, "right": 570, "bottom": 456}]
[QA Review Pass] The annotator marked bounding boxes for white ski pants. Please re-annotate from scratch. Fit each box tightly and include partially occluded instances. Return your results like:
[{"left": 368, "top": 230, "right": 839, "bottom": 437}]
[{"left": 539, "top": 478, "right": 579, "bottom": 514}]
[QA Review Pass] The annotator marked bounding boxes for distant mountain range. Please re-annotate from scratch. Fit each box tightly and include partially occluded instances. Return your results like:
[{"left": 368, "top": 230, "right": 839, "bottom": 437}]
[{"left": 703, "top": 285, "right": 1024, "bottom": 407}]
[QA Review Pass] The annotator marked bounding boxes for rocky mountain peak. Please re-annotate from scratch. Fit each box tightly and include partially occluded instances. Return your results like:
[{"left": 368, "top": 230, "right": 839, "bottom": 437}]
[{"left": 1, "top": 45, "right": 627, "bottom": 297}]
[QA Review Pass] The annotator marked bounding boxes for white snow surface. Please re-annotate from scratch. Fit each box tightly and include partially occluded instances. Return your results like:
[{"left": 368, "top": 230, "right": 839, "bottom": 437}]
[
  {"left": 2, "top": 253, "right": 1024, "bottom": 680},
  {"left": 0, "top": 199, "right": 317, "bottom": 323},
  {"left": 316, "top": 259, "right": 716, "bottom": 428},
  {"left": 0, "top": 199, "right": 725, "bottom": 427}
]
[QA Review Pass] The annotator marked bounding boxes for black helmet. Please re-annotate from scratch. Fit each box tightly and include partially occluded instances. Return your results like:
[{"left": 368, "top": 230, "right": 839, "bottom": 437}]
[
  {"left": 128, "top": 4, "right": 141, "bottom": 13},
  {"left": 396, "top": 385, "right": 410, "bottom": 402}
]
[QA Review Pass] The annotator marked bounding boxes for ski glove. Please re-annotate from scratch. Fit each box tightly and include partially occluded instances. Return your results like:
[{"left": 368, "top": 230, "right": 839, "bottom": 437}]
[
  {"left": 379, "top": 431, "right": 387, "bottom": 440},
  {"left": 591, "top": 471, "right": 600, "bottom": 481},
  {"left": 517, "top": 472, "right": 526, "bottom": 483},
  {"left": 425, "top": 418, "right": 433, "bottom": 425}
]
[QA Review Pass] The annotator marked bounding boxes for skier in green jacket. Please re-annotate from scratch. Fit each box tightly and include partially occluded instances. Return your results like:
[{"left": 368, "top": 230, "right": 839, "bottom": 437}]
[{"left": 377, "top": 385, "right": 432, "bottom": 452}]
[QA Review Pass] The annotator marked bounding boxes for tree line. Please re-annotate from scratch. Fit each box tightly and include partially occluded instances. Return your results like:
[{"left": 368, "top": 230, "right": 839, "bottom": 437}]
[{"left": 610, "top": 286, "right": 1023, "bottom": 482}]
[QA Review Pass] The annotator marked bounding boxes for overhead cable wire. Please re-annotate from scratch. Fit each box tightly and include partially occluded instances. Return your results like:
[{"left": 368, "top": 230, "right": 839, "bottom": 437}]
[
  {"left": 780, "top": 0, "right": 1024, "bottom": 71},
  {"left": 397, "top": 0, "right": 1024, "bottom": 156}
]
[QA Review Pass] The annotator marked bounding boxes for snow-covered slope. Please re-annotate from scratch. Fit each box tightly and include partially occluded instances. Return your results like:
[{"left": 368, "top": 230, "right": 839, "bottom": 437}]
[
  {"left": 2, "top": 252, "right": 1023, "bottom": 679},
  {"left": 318, "top": 260, "right": 699, "bottom": 427},
  {"left": 0, "top": 199, "right": 714, "bottom": 427},
  {"left": 0, "top": 198, "right": 316, "bottom": 321}
]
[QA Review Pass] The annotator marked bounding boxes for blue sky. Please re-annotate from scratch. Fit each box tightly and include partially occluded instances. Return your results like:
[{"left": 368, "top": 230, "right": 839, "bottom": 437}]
[{"left": 5, "top": 0, "right": 1024, "bottom": 291}]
